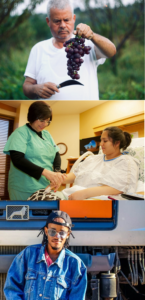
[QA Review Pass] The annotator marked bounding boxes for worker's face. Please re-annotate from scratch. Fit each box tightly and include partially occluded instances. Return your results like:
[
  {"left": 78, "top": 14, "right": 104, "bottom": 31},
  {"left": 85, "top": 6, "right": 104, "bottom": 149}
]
[
  {"left": 44, "top": 218, "right": 70, "bottom": 252},
  {"left": 30, "top": 118, "right": 51, "bottom": 132},
  {"left": 100, "top": 131, "right": 120, "bottom": 155},
  {"left": 46, "top": 7, "right": 76, "bottom": 42}
]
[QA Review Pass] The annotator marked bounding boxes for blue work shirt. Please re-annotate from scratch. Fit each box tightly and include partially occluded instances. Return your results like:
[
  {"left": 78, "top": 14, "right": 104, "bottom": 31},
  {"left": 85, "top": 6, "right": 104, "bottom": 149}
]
[{"left": 4, "top": 244, "right": 87, "bottom": 300}]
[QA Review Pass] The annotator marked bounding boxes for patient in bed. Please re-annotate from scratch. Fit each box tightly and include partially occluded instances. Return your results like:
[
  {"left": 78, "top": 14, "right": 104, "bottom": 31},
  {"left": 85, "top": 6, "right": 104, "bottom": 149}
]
[
  {"left": 61, "top": 127, "right": 139, "bottom": 200},
  {"left": 28, "top": 127, "right": 139, "bottom": 200}
]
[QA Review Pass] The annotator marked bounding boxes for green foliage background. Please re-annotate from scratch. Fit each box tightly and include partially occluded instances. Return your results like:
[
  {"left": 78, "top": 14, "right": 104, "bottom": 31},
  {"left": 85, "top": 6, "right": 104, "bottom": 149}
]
[
  {"left": 98, "top": 41, "right": 144, "bottom": 100},
  {"left": 0, "top": 1, "right": 144, "bottom": 100}
]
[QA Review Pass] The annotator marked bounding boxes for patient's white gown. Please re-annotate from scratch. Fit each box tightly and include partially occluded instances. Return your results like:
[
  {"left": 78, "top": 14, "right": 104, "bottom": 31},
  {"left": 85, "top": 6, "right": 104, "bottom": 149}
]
[{"left": 61, "top": 154, "right": 139, "bottom": 199}]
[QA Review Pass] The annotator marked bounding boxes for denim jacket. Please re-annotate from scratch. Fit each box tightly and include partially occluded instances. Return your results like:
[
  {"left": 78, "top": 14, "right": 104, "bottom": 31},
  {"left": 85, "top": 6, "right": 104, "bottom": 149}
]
[{"left": 4, "top": 244, "right": 87, "bottom": 300}]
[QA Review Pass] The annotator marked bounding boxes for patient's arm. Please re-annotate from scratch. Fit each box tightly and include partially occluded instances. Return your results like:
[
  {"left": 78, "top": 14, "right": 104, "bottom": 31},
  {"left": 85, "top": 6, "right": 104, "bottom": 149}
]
[
  {"left": 47, "top": 172, "right": 76, "bottom": 192},
  {"left": 68, "top": 185, "right": 122, "bottom": 200},
  {"left": 63, "top": 172, "right": 76, "bottom": 184}
]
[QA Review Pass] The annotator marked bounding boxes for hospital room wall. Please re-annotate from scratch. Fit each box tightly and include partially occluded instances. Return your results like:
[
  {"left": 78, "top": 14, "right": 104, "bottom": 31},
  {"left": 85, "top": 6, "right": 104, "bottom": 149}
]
[
  {"left": 48, "top": 114, "right": 79, "bottom": 170},
  {"left": 80, "top": 100, "right": 144, "bottom": 139}
]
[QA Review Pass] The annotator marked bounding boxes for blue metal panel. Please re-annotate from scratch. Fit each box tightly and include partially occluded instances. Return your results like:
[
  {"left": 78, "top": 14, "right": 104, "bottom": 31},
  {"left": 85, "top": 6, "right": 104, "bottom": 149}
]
[
  {"left": 0, "top": 255, "right": 16, "bottom": 273},
  {"left": 0, "top": 252, "right": 116, "bottom": 273},
  {"left": 0, "top": 201, "right": 59, "bottom": 210},
  {"left": 0, "top": 200, "right": 118, "bottom": 231},
  {"left": 0, "top": 201, "right": 59, "bottom": 228}
]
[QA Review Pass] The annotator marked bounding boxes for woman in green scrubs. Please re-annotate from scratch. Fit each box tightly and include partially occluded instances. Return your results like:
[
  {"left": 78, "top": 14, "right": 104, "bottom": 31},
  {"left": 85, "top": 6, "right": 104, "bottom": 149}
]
[{"left": 3, "top": 101, "right": 65, "bottom": 200}]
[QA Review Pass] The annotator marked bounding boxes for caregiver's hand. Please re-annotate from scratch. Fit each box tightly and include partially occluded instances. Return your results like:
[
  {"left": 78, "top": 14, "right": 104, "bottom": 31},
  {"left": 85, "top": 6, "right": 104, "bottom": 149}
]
[
  {"left": 42, "top": 169, "right": 66, "bottom": 187},
  {"left": 68, "top": 190, "right": 87, "bottom": 200}
]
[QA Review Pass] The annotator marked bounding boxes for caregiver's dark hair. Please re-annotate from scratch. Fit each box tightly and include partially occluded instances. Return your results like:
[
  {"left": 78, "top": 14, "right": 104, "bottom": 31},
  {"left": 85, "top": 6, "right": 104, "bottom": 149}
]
[
  {"left": 27, "top": 101, "right": 52, "bottom": 123},
  {"left": 103, "top": 126, "right": 132, "bottom": 150}
]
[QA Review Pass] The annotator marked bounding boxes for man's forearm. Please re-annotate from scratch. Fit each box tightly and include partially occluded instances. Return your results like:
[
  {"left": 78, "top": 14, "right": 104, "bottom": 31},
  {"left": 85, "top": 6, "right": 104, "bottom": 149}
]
[
  {"left": 23, "top": 77, "right": 59, "bottom": 99},
  {"left": 23, "top": 82, "right": 38, "bottom": 99},
  {"left": 74, "top": 24, "right": 116, "bottom": 59},
  {"left": 91, "top": 33, "right": 116, "bottom": 58}
]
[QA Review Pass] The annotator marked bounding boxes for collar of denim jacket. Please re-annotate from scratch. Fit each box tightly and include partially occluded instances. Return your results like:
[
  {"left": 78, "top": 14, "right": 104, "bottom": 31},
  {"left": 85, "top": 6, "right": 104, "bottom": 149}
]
[{"left": 37, "top": 244, "right": 65, "bottom": 268}]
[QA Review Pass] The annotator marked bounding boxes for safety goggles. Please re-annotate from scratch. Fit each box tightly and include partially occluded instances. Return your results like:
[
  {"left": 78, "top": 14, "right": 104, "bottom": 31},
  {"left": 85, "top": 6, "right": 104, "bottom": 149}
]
[{"left": 47, "top": 228, "right": 68, "bottom": 239}]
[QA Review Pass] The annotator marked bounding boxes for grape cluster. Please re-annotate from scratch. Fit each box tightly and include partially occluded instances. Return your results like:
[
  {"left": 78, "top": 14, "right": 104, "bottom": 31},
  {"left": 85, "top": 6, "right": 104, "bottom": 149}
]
[{"left": 63, "top": 36, "right": 91, "bottom": 80}]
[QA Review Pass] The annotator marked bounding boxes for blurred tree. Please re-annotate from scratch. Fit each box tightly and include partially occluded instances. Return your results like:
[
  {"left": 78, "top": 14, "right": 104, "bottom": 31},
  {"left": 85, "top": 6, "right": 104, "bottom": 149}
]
[
  {"left": 0, "top": 0, "right": 45, "bottom": 42},
  {"left": 0, "top": 13, "right": 51, "bottom": 52},
  {"left": 29, "top": 14, "right": 52, "bottom": 41}
]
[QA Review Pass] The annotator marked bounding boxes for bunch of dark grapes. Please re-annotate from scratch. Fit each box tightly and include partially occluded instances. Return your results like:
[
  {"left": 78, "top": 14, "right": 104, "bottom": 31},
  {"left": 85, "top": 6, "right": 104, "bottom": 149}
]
[{"left": 63, "top": 35, "right": 91, "bottom": 80}]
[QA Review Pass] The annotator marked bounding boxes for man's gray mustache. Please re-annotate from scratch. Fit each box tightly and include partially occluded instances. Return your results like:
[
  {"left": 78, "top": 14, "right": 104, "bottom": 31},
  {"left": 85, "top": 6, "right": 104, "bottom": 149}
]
[{"left": 58, "top": 30, "right": 69, "bottom": 33}]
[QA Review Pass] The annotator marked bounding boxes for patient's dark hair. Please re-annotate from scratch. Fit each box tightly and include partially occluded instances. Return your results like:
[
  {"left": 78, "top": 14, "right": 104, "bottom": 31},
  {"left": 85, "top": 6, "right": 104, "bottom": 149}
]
[
  {"left": 103, "top": 126, "right": 132, "bottom": 150},
  {"left": 27, "top": 101, "right": 52, "bottom": 123}
]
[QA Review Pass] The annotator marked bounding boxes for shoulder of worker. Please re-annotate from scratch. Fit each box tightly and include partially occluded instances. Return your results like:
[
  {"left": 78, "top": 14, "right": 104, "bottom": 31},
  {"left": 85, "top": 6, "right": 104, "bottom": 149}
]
[
  {"left": 64, "top": 248, "right": 87, "bottom": 269},
  {"left": 8, "top": 124, "right": 30, "bottom": 139},
  {"left": 10, "top": 244, "right": 42, "bottom": 265},
  {"left": 19, "top": 243, "right": 42, "bottom": 255}
]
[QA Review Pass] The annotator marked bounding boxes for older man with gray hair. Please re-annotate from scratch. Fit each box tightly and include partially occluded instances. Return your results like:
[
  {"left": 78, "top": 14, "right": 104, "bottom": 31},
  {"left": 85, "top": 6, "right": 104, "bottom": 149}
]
[{"left": 23, "top": 0, "right": 116, "bottom": 100}]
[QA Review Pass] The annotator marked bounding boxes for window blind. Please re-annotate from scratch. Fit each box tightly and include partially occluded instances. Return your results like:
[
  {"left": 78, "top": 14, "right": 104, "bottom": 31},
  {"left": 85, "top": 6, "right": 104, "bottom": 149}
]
[{"left": 0, "top": 118, "right": 14, "bottom": 200}]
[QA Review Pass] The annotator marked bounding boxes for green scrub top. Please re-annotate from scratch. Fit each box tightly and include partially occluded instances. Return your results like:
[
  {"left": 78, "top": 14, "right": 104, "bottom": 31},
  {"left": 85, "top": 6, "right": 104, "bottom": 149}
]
[{"left": 3, "top": 124, "right": 59, "bottom": 194}]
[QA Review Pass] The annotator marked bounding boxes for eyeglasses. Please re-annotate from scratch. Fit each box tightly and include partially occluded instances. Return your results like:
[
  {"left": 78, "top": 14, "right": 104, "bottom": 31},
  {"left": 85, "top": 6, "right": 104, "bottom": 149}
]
[
  {"left": 38, "top": 119, "right": 51, "bottom": 126},
  {"left": 47, "top": 228, "right": 68, "bottom": 239}
]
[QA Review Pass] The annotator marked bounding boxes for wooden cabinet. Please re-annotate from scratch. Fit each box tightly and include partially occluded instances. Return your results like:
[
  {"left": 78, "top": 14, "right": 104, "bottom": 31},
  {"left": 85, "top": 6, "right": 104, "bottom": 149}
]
[
  {"left": 93, "top": 115, "right": 144, "bottom": 138},
  {"left": 66, "top": 158, "right": 78, "bottom": 173}
]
